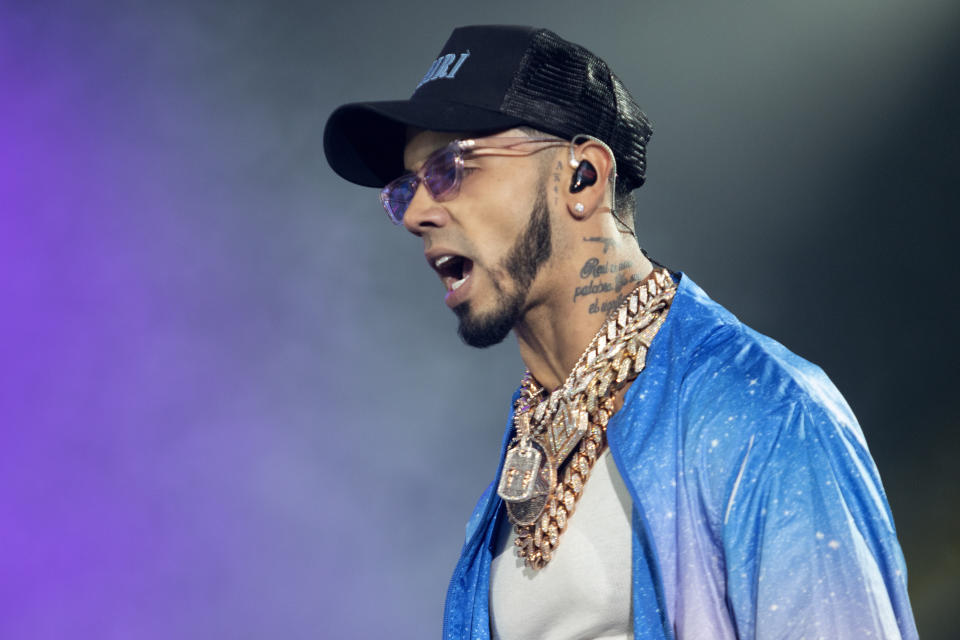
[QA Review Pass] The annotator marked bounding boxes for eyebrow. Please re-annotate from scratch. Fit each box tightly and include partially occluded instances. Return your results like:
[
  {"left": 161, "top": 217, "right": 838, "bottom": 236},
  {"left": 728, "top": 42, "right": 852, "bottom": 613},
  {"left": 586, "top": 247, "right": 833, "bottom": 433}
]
[
  {"left": 404, "top": 140, "right": 455, "bottom": 173},
  {"left": 403, "top": 145, "right": 441, "bottom": 173}
]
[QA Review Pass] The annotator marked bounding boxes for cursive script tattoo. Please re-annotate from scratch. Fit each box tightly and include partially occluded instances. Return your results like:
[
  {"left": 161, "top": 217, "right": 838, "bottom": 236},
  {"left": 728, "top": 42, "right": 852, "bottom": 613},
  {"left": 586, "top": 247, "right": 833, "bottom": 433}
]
[
  {"left": 572, "top": 257, "right": 640, "bottom": 303},
  {"left": 588, "top": 293, "right": 630, "bottom": 315},
  {"left": 579, "top": 257, "right": 633, "bottom": 279},
  {"left": 582, "top": 236, "right": 615, "bottom": 254},
  {"left": 615, "top": 271, "right": 642, "bottom": 292},
  {"left": 573, "top": 279, "right": 614, "bottom": 302},
  {"left": 573, "top": 255, "right": 645, "bottom": 314}
]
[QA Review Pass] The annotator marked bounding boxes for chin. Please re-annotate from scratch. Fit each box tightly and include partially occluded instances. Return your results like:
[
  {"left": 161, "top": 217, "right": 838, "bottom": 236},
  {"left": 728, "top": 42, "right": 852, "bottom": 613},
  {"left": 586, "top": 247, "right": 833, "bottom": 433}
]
[{"left": 454, "top": 298, "right": 521, "bottom": 349}]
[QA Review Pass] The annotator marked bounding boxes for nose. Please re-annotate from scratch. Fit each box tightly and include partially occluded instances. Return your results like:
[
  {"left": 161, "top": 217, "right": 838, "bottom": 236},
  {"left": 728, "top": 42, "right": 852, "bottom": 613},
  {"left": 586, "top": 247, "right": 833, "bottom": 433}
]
[{"left": 402, "top": 182, "right": 450, "bottom": 236}]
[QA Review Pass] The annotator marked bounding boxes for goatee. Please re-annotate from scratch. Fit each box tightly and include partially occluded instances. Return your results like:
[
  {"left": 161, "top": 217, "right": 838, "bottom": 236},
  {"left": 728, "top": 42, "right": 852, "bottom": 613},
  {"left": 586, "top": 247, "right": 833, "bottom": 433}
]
[{"left": 454, "top": 186, "right": 552, "bottom": 348}]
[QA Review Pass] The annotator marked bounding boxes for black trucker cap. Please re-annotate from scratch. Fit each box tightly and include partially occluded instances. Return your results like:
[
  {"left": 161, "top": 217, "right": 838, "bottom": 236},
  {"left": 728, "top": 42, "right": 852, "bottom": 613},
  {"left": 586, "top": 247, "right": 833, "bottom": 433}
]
[{"left": 323, "top": 25, "right": 653, "bottom": 192}]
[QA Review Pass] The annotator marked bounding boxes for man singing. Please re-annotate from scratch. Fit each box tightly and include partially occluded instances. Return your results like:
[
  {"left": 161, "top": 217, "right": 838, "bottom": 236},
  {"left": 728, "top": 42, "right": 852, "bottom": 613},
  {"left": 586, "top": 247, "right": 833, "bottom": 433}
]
[{"left": 324, "top": 25, "right": 917, "bottom": 639}]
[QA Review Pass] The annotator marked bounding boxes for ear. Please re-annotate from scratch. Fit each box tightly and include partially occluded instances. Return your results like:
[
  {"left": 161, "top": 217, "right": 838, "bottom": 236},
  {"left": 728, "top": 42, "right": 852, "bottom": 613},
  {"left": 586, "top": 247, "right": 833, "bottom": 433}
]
[{"left": 563, "top": 137, "right": 615, "bottom": 220}]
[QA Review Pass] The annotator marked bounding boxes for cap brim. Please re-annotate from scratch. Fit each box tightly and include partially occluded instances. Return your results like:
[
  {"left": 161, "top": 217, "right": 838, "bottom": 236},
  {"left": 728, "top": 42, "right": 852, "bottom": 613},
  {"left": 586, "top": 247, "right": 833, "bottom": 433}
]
[{"left": 323, "top": 100, "right": 526, "bottom": 188}]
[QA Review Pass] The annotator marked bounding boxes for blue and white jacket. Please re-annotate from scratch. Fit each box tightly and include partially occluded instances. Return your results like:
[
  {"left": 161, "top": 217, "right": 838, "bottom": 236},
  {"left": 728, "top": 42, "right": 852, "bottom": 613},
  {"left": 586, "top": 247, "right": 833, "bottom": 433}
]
[{"left": 443, "top": 274, "right": 917, "bottom": 639}]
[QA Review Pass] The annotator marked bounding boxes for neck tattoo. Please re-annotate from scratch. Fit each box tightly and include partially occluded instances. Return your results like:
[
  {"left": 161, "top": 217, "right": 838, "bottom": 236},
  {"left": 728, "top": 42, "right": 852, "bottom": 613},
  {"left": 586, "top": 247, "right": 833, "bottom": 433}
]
[{"left": 497, "top": 268, "right": 676, "bottom": 569}]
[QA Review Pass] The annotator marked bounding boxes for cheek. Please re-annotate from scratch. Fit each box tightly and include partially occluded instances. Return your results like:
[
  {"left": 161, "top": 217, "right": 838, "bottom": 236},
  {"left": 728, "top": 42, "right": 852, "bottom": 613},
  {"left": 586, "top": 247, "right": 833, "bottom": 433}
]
[
  {"left": 466, "top": 230, "right": 514, "bottom": 289},
  {"left": 458, "top": 166, "right": 549, "bottom": 265}
]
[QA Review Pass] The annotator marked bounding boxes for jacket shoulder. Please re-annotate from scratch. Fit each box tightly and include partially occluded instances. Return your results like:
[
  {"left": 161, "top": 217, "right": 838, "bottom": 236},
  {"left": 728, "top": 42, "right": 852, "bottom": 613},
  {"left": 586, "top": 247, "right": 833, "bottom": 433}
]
[{"left": 674, "top": 294, "right": 865, "bottom": 527}]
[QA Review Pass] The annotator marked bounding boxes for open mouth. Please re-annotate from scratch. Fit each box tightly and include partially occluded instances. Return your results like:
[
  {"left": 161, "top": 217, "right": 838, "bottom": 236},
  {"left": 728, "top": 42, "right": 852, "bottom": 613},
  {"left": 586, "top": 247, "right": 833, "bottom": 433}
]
[{"left": 433, "top": 254, "right": 474, "bottom": 292}]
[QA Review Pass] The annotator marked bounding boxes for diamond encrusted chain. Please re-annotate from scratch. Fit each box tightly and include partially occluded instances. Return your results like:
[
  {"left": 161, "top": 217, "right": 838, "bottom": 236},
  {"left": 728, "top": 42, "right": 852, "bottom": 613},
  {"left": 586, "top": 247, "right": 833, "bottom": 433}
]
[{"left": 498, "top": 268, "right": 676, "bottom": 570}]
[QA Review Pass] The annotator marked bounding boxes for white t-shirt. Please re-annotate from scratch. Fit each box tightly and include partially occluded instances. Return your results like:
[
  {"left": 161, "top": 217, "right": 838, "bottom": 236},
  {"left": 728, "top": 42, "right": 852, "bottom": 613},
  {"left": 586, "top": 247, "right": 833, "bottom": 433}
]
[{"left": 489, "top": 449, "right": 634, "bottom": 639}]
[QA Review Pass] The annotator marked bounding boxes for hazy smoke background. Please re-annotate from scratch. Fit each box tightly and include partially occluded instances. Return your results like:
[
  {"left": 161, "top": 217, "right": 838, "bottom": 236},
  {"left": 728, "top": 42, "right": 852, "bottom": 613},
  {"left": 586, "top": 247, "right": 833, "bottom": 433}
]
[{"left": 2, "top": 0, "right": 957, "bottom": 637}]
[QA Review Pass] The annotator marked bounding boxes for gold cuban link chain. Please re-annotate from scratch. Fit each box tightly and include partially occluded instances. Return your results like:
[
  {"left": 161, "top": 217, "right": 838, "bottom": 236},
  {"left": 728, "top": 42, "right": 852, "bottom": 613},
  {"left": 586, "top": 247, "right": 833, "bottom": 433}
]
[{"left": 501, "top": 268, "right": 676, "bottom": 569}]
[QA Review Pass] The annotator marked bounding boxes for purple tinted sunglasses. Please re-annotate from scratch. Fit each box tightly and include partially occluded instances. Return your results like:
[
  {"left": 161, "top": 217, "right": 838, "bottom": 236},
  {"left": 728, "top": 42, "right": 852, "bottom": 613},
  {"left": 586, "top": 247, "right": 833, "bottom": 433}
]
[{"left": 380, "top": 136, "right": 568, "bottom": 224}]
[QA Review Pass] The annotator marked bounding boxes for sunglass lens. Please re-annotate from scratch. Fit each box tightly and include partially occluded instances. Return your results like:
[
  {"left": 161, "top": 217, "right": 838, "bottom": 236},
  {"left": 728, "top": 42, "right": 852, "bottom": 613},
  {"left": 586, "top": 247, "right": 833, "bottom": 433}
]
[
  {"left": 381, "top": 176, "right": 418, "bottom": 224},
  {"left": 423, "top": 149, "right": 460, "bottom": 200}
]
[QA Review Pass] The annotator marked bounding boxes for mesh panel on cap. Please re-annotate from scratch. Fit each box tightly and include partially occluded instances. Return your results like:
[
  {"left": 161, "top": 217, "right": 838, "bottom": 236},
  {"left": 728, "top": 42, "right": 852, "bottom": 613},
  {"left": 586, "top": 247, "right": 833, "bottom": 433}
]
[{"left": 499, "top": 29, "right": 653, "bottom": 190}]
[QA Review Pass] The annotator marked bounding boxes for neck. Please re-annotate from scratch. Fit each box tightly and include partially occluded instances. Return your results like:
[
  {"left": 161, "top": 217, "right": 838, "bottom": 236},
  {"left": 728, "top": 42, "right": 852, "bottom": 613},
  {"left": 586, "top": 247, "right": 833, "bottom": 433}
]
[{"left": 514, "top": 231, "right": 653, "bottom": 392}]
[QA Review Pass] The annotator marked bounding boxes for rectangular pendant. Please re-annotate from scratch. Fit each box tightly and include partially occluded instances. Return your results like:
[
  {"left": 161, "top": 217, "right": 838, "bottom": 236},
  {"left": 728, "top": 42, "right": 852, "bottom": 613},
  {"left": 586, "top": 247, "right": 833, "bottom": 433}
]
[
  {"left": 497, "top": 445, "right": 542, "bottom": 502},
  {"left": 546, "top": 400, "right": 588, "bottom": 465}
]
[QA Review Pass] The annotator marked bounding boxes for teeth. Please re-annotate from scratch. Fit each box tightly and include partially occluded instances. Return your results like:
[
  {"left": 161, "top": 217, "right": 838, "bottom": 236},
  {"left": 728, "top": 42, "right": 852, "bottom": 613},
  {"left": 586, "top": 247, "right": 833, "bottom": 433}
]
[
  {"left": 451, "top": 276, "right": 468, "bottom": 290},
  {"left": 435, "top": 255, "right": 453, "bottom": 268}
]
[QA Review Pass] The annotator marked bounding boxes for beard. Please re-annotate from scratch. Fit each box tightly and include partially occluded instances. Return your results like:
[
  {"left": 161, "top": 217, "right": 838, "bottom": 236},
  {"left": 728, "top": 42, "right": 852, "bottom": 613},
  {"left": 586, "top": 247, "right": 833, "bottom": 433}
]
[{"left": 453, "top": 185, "right": 552, "bottom": 348}]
